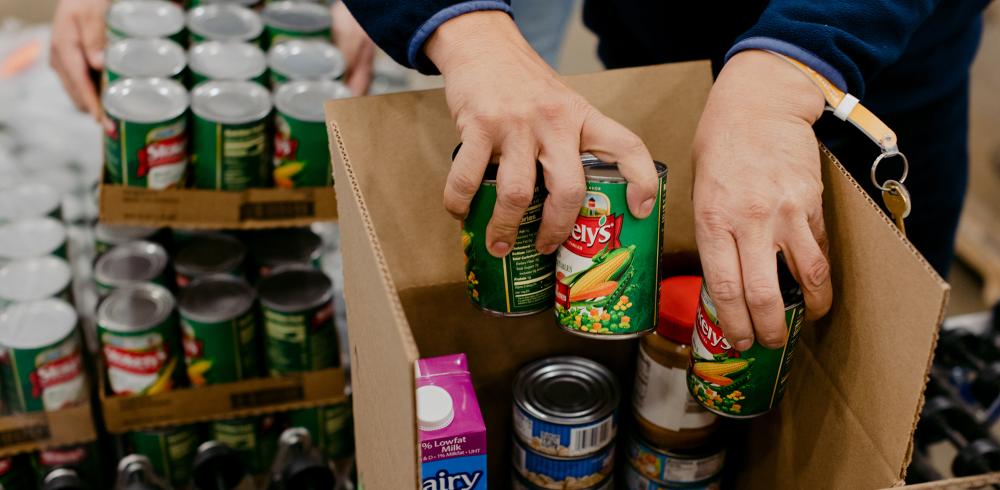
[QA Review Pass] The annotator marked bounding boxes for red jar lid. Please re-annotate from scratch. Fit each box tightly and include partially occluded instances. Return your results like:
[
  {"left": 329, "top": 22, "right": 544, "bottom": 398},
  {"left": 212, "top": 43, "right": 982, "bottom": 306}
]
[{"left": 657, "top": 276, "right": 703, "bottom": 345}]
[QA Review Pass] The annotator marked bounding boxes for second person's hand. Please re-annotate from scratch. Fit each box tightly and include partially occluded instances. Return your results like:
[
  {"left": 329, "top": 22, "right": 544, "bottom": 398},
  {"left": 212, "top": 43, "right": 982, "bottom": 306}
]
[{"left": 51, "top": 0, "right": 108, "bottom": 119}]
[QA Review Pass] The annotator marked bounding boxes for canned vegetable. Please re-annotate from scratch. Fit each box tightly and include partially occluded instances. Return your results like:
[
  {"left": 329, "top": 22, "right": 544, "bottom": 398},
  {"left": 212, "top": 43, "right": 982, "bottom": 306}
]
[
  {"left": 191, "top": 80, "right": 272, "bottom": 190},
  {"left": 623, "top": 459, "right": 722, "bottom": 490},
  {"left": 0, "top": 256, "right": 72, "bottom": 309},
  {"left": 127, "top": 425, "right": 200, "bottom": 487},
  {"left": 260, "top": 1, "right": 331, "bottom": 46},
  {"left": 287, "top": 399, "right": 354, "bottom": 460},
  {"left": 248, "top": 227, "right": 322, "bottom": 276},
  {"left": 179, "top": 275, "right": 258, "bottom": 385},
  {"left": 106, "top": 0, "right": 186, "bottom": 43},
  {"left": 33, "top": 443, "right": 101, "bottom": 489},
  {"left": 625, "top": 432, "right": 725, "bottom": 486},
  {"left": 273, "top": 80, "right": 350, "bottom": 187},
  {"left": 257, "top": 267, "right": 337, "bottom": 374},
  {"left": 209, "top": 415, "right": 279, "bottom": 475},
  {"left": 0, "top": 217, "right": 67, "bottom": 262},
  {"left": 174, "top": 233, "right": 246, "bottom": 287},
  {"left": 512, "top": 436, "right": 614, "bottom": 490},
  {"left": 104, "top": 38, "right": 186, "bottom": 84},
  {"left": 94, "top": 240, "right": 170, "bottom": 296},
  {"left": 94, "top": 224, "right": 163, "bottom": 259},
  {"left": 512, "top": 470, "right": 612, "bottom": 490},
  {"left": 0, "top": 183, "right": 61, "bottom": 223},
  {"left": 189, "top": 41, "right": 268, "bottom": 86},
  {"left": 266, "top": 39, "right": 345, "bottom": 86},
  {"left": 187, "top": 4, "right": 264, "bottom": 44},
  {"left": 189, "top": 0, "right": 259, "bottom": 7}
]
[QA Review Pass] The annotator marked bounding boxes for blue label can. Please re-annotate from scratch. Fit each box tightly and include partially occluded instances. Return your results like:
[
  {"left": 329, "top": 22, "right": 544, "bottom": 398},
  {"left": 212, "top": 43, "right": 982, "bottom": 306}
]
[
  {"left": 623, "top": 459, "right": 722, "bottom": 490},
  {"left": 512, "top": 436, "right": 614, "bottom": 490},
  {"left": 626, "top": 433, "right": 725, "bottom": 485}
]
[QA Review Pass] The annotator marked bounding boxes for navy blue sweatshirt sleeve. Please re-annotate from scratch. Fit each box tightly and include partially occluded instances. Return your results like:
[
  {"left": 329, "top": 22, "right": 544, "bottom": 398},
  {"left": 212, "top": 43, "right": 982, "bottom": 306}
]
[{"left": 341, "top": 0, "right": 511, "bottom": 75}]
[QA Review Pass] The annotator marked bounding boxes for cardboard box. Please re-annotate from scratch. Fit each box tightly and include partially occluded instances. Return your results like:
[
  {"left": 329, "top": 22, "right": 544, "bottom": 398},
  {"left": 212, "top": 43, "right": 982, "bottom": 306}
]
[
  {"left": 326, "top": 62, "right": 952, "bottom": 488},
  {"left": 0, "top": 404, "right": 97, "bottom": 458}
]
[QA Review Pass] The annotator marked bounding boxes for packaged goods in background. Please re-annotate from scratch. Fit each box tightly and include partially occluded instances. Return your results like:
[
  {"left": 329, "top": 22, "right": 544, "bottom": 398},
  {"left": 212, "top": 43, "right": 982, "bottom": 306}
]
[
  {"left": 186, "top": 4, "right": 264, "bottom": 44},
  {"left": 512, "top": 356, "right": 618, "bottom": 458},
  {"left": 287, "top": 399, "right": 354, "bottom": 460},
  {"left": 0, "top": 183, "right": 62, "bottom": 223},
  {"left": 257, "top": 267, "right": 337, "bottom": 374},
  {"left": 0, "top": 217, "right": 67, "bottom": 262},
  {"left": 94, "top": 224, "right": 164, "bottom": 259},
  {"left": 106, "top": 0, "right": 186, "bottom": 43},
  {"left": 272, "top": 80, "right": 351, "bottom": 188},
  {"left": 416, "top": 353, "right": 487, "bottom": 490},
  {"left": 116, "top": 454, "right": 171, "bottom": 490},
  {"left": 94, "top": 241, "right": 170, "bottom": 296},
  {"left": 33, "top": 442, "right": 102, "bottom": 489},
  {"left": 188, "top": 41, "right": 268, "bottom": 86},
  {"left": 174, "top": 233, "right": 246, "bottom": 287},
  {"left": 190, "top": 80, "right": 272, "bottom": 190},
  {"left": 0, "top": 256, "right": 73, "bottom": 309},
  {"left": 179, "top": 275, "right": 258, "bottom": 385},
  {"left": 688, "top": 260, "right": 805, "bottom": 418},
  {"left": 625, "top": 432, "right": 724, "bottom": 486},
  {"left": 98, "top": 283, "right": 183, "bottom": 396},
  {"left": 555, "top": 156, "right": 667, "bottom": 338},
  {"left": 269, "top": 428, "right": 336, "bottom": 489},
  {"left": 0, "top": 299, "right": 86, "bottom": 413},
  {"left": 210, "top": 415, "right": 279, "bottom": 475},
  {"left": 0, "top": 456, "right": 32, "bottom": 490},
  {"left": 191, "top": 440, "right": 250, "bottom": 490},
  {"left": 102, "top": 78, "right": 189, "bottom": 189},
  {"left": 127, "top": 425, "right": 200, "bottom": 487},
  {"left": 248, "top": 227, "right": 323, "bottom": 276},
  {"left": 512, "top": 436, "right": 613, "bottom": 490},
  {"left": 461, "top": 160, "right": 554, "bottom": 316},
  {"left": 260, "top": 1, "right": 332, "bottom": 47},
  {"left": 104, "top": 38, "right": 187, "bottom": 85},
  {"left": 267, "top": 40, "right": 346, "bottom": 86}
]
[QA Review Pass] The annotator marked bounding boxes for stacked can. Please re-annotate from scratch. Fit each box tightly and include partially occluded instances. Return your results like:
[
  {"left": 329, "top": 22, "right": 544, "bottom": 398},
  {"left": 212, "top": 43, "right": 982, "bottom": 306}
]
[
  {"left": 94, "top": 224, "right": 164, "bottom": 259},
  {"left": 104, "top": 38, "right": 187, "bottom": 85},
  {"left": 623, "top": 435, "right": 724, "bottom": 490},
  {"left": 272, "top": 80, "right": 351, "bottom": 187},
  {"left": 106, "top": 0, "right": 186, "bottom": 44},
  {"left": 511, "top": 357, "right": 618, "bottom": 490},
  {"left": 0, "top": 217, "right": 67, "bottom": 263},
  {"left": 257, "top": 266, "right": 338, "bottom": 375},
  {"left": 126, "top": 425, "right": 201, "bottom": 487},
  {"left": 0, "top": 256, "right": 73, "bottom": 309},
  {"left": 287, "top": 398, "right": 354, "bottom": 461},
  {"left": 190, "top": 80, "right": 272, "bottom": 190},
  {"left": 209, "top": 415, "right": 279, "bottom": 475},
  {"left": 173, "top": 233, "right": 246, "bottom": 287},
  {"left": 247, "top": 227, "right": 323, "bottom": 276},
  {"left": 179, "top": 275, "right": 258, "bottom": 385},
  {"left": 32, "top": 442, "right": 103, "bottom": 489},
  {"left": 0, "top": 183, "right": 62, "bottom": 223},
  {"left": 0, "top": 455, "right": 32, "bottom": 490},
  {"left": 94, "top": 241, "right": 170, "bottom": 296},
  {"left": 266, "top": 39, "right": 345, "bottom": 86},
  {"left": 188, "top": 41, "right": 268, "bottom": 86},
  {"left": 260, "top": 1, "right": 331, "bottom": 47},
  {"left": 187, "top": 3, "right": 263, "bottom": 44}
]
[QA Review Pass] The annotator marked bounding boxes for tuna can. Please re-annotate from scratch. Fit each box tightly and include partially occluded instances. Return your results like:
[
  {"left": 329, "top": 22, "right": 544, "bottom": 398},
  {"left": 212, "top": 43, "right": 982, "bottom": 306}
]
[
  {"left": 191, "top": 80, "right": 272, "bottom": 190},
  {"left": 97, "top": 283, "right": 182, "bottom": 396},
  {"left": 247, "top": 227, "right": 322, "bottom": 276},
  {"left": 287, "top": 399, "right": 354, "bottom": 460},
  {"left": 104, "top": 38, "right": 186, "bottom": 85},
  {"left": 179, "top": 275, "right": 258, "bottom": 385},
  {"left": 257, "top": 266, "right": 337, "bottom": 375},
  {"left": 174, "top": 232, "right": 246, "bottom": 287},
  {"left": 0, "top": 218, "right": 67, "bottom": 262},
  {"left": 106, "top": 0, "right": 186, "bottom": 43},
  {"left": 127, "top": 425, "right": 200, "bottom": 487},
  {"left": 32, "top": 443, "right": 101, "bottom": 489},
  {"left": 260, "top": 1, "right": 331, "bottom": 46},
  {"left": 102, "top": 77, "right": 189, "bottom": 189},
  {"left": 0, "top": 256, "right": 73, "bottom": 309},
  {"left": 0, "top": 299, "right": 86, "bottom": 413},
  {"left": 94, "top": 240, "right": 170, "bottom": 296},
  {"left": 512, "top": 356, "right": 618, "bottom": 458},
  {"left": 0, "top": 456, "right": 32, "bottom": 490},
  {"left": 622, "top": 459, "right": 721, "bottom": 490},
  {"left": 273, "top": 80, "right": 351, "bottom": 187},
  {"left": 512, "top": 436, "right": 614, "bottom": 490},
  {"left": 512, "top": 470, "right": 612, "bottom": 490},
  {"left": 625, "top": 433, "right": 725, "bottom": 486},
  {"left": 0, "top": 183, "right": 61, "bottom": 223},
  {"left": 688, "top": 261, "right": 805, "bottom": 418},
  {"left": 555, "top": 156, "right": 668, "bottom": 339},
  {"left": 209, "top": 415, "right": 279, "bottom": 475},
  {"left": 94, "top": 224, "right": 163, "bottom": 259},
  {"left": 189, "top": 41, "right": 268, "bottom": 86},
  {"left": 266, "top": 39, "right": 345, "bottom": 86},
  {"left": 187, "top": 4, "right": 264, "bottom": 44}
]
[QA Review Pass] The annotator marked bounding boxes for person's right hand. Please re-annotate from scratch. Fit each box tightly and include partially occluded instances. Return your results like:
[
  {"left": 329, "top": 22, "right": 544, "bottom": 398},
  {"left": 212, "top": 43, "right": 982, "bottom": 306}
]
[
  {"left": 51, "top": 0, "right": 108, "bottom": 119},
  {"left": 425, "top": 11, "right": 660, "bottom": 257}
]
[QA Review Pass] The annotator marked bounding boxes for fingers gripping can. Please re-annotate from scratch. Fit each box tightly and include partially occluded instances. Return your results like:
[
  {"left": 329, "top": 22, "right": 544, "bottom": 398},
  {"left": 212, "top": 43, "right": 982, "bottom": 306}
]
[
  {"left": 257, "top": 267, "right": 338, "bottom": 375},
  {"left": 555, "top": 157, "right": 668, "bottom": 338},
  {"left": 687, "top": 261, "right": 805, "bottom": 418},
  {"left": 179, "top": 275, "right": 259, "bottom": 385},
  {"left": 209, "top": 415, "right": 279, "bottom": 475},
  {"left": 191, "top": 80, "right": 273, "bottom": 190},
  {"left": 273, "top": 80, "right": 351, "bottom": 188},
  {"left": 127, "top": 425, "right": 200, "bottom": 487}
]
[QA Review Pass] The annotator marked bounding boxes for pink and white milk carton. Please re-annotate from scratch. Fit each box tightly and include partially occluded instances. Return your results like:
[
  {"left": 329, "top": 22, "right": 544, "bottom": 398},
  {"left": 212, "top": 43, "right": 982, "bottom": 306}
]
[{"left": 416, "top": 353, "right": 487, "bottom": 490}]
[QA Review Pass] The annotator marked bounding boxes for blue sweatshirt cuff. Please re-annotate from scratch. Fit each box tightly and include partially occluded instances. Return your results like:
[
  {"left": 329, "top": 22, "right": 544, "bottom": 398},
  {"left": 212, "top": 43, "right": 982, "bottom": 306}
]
[
  {"left": 407, "top": 1, "right": 513, "bottom": 74},
  {"left": 726, "top": 37, "right": 849, "bottom": 93}
]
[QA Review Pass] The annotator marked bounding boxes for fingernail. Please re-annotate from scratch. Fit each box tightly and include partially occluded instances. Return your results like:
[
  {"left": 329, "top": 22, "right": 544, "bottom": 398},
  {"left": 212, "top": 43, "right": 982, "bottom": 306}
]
[
  {"left": 735, "top": 339, "right": 753, "bottom": 351},
  {"left": 491, "top": 242, "right": 510, "bottom": 256},
  {"left": 640, "top": 198, "right": 654, "bottom": 217},
  {"left": 89, "top": 51, "right": 104, "bottom": 67}
]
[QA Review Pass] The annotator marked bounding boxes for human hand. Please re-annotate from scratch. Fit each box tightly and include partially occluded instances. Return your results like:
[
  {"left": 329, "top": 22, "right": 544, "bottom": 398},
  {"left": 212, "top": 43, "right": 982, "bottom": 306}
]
[
  {"left": 426, "top": 11, "right": 659, "bottom": 257},
  {"left": 331, "top": 1, "right": 375, "bottom": 96},
  {"left": 692, "top": 50, "right": 832, "bottom": 350},
  {"left": 50, "top": 0, "right": 108, "bottom": 119}
]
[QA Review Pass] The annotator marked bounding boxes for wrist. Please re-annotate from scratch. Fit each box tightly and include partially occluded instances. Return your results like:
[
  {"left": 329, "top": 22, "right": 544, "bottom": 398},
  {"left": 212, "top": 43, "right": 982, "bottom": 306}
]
[
  {"left": 724, "top": 50, "right": 827, "bottom": 124},
  {"left": 425, "top": 10, "right": 528, "bottom": 76}
]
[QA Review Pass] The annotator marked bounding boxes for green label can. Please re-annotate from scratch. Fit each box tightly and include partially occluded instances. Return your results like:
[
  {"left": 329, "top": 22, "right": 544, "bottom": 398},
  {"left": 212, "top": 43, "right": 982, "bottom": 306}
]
[
  {"left": 188, "top": 41, "right": 268, "bottom": 88},
  {"left": 555, "top": 157, "right": 667, "bottom": 338},
  {"left": 272, "top": 80, "right": 350, "bottom": 187},
  {"left": 209, "top": 415, "right": 279, "bottom": 475},
  {"left": 127, "top": 425, "right": 200, "bottom": 487},
  {"left": 33, "top": 442, "right": 101, "bottom": 489},
  {"left": 260, "top": 1, "right": 331, "bottom": 47},
  {"left": 94, "top": 224, "right": 162, "bottom": 259},
  {"left": 288, "top": 400, "right": 354, "bottom": 460},
  {"left": 0, "top": 183, "right": 62, "bottom": 224},
  {"left": 0, "top": 256, "right": 72, "bottom": 309},
  {"left": 266, "top": 40, "right": 346, "bottom": 87},
  {"left": 174, "top": 232, "right": 247, "bottom": 288},
  {"left": 247, "top": 227, "right": 323, "bottom": 277},
  {"left": 102, "top": 78, "right": 189, "bottom": 189},
  {"left": 191, "top": 80, "right": 272, "bottom": 190},
  {"left": 258, "top": 267, "right": 338, "bottom": 375},
  {"left": 179, "top": 275, "right": 258, "bottom": 385},
  {"left": 104, "top": 38, "right": 186, "bottom": 86},
  {"left": 462, "top": 163, "right": 554, "bottom": 316},
  {"left": 187, "top": 4, "right": 264, "bottom": 45},
  {"left": 0, "top": 217, "right": 67, "bottom": 263},
  {"left": 105, "top": 0, "right": 186, "bottom": 44},
  {"left": 687, "top": 264, "right": 805, "bottom": 418},
  {"left": 0, "top": 456, "right": 32, "bottom": 490},
  {"left": 93, "top": 241, "right": 170, "bottom": 297}
]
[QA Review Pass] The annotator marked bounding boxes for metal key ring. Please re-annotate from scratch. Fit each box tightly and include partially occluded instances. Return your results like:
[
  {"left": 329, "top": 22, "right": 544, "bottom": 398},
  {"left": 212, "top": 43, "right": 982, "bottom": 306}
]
[{"left": 871, "top": 150, "right": 909, "bottom": 192}]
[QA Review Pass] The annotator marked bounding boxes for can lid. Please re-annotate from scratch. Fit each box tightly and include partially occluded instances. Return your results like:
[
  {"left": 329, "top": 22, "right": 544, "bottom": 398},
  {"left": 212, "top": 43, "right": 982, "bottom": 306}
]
[
  {"left": 416, "top": 385, "right": 455, "bottom": 431},
  {"left": 103, "top": 77, "right": 189, "bottom": 123},
  {"left": 187, "top": 4, "right": 264, "bottom": 42},
  {"left": 267, "top": 40, "right": 346, "bottom": 82},
  {"left": 513, "top": 356, "right": 619, "bottom": 426},
  {"left": 94, "top": 240, "right": 169, "bottom": 287},
  {"left": 98, "top": 283, "right": 175, "bottom": 333},
  {"left": 0, "top": 256, "right": 72, "bottom": 303},
  {"left": 94, "top": 224, "right": 160, "bottom": 246},
  {"left": 657, "top": 276, "right": 703, "bottom": 344},
  {"left": 191, "top": 79, "right": 272, "bottom": 124},
  {"left": 174, "top": 233, "right": 246, "bottom": 277},
  {"left": 0, "top": 183, "right": 60, "bottom": 221},
  {"left": 261, "top": 1, "right": 331, "bottom": 32},
  {"left": 189, "top": 41, "right": 267, "bottom": 81},
  {"left": 274, "top": 79, "right": 351, "bottom": 122},
  {"left": 107, "top": 0, "right": 185, "bottom": 39},
  {"left": 197, "top": 0, "right": 259, "bottom": 6},
  {"left": 0, "top": 298, "right": 77, "bottom": 349},
  {"left": 257, "top": 266, "right": 332, "bottom": 312},
  {"left": 0, "top": 217, "right": 66, "bottom": 260},
  {"left": 105, "top": 38, "right": 186, "bottom": 79},
  {"left": 248, "top": 227, "right": 322, "bottom": 267},
  {"left": 179, "top": 274, "right": 255, "bottom": 323},
  {"left": 582, "top": 154, "right": 668, "bottom": 182}
]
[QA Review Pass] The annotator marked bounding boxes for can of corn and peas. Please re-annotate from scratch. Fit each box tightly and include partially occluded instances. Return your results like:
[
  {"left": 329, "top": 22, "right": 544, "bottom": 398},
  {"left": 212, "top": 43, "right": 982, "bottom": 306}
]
[
  {"left": 248, "top": 227, "right": 323, "bottom": 277},
  {"left": 287, "top": 399, "right": 354, "bottom": 460},
  {"left": 0, "top": 183, "right": 62, "bottom": 223},
  {"left": 102, "top": 78, "right": 189, "bottom": 189},
  {"left": 187, "top": 4, "right": 264, "bottom": 44},
  {"left": 555, "top": 156, "right": 668, "bottom": 339},
  {"left": 94, "top": 240, "right": 170, "bottom": 297},
  {"left": 257, "top": 267, "right": 338, "bottom": 375},
  {"left": 106, "top": 0, "right": 186, "bottom": 44},
  {"left": 0, "top": 256, "right": 73, "bottom": 309},
  {"left": 104, "top": 38, "right": 186, "bottom": 85},
  {"left": 174, "top": 232, "right": 246, "bottom": 287},
  {"left": 273, "top": 80, "right": 351, "bottom": 187},
  {"left": 0, "top": 217, "right": 67, "bottom": 262},
  {"left": 179, "top": 275, "right": 258, "bottom": 385},
  {"left": 266, "top": 39, "right": 345, "bottom": 86},
  {"left": 127, "top": 425, "right": 200, "bottom": 487},
  {"left": 188, "top": 41, "right": 268, "bottom": 86},
  {"left": 94, "top": 224, "right": 164, "bottom": 259},
  {"left": 191, "top": 80, "right": 272, "bottom": 190},
  {"left": 260, "top": 1, "right": 331, "bottom": 47},
  {"left": 209, "top": 415, "right": 279, "bottom": 475}
]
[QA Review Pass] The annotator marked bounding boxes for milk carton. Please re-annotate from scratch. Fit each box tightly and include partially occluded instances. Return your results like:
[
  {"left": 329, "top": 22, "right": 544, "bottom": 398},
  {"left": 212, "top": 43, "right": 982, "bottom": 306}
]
[{"left": 416, "top": 353, "right": 487, "bottom": 490}]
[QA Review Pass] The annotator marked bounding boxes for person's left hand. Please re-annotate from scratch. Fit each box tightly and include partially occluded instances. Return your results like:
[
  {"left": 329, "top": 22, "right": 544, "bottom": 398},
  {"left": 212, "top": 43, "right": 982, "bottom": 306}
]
[{"left": 331, "top": 1, "right": 375, "bottom": 96}]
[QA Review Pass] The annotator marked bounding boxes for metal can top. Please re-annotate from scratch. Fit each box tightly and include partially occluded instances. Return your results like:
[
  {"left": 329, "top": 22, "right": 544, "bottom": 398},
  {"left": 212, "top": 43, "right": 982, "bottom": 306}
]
[
  {"left": 98, "top": 282, "right": 175, "bottom": 333},
  {"left": 174, "top": 233, "right": 246, "bottom": 277},
  {"left": 191, "top": 79, "right": 272, "bottom": 124},
  {"left": 260, "top": 1, "right": 331, "bottom": 32},
  {"left": 0, "top": 183, "right": 60, "bottom": 222},
  {"left": 0, "top": 298, "right": 77, "bottom": 349},
  {"left": 257, "top": 266, "right": 332, "bottom": 312},
  {"left": 95, "top": 224, "right": 160, "bottom": 246},
  {"left": 0, "top": 217, "right": 66, "bottom": 260},
  {"left": 581, "top": 154, "right": 668, "bottom": 182},
  {"left": 107, "top": 0, "right": 185, "bottom": 39},
  {"left": 248, "top": 227, "right": 322, "bottom": 268},
  {"left": 103, "top": 77, "right": 189, "bottom": 123},
  {"left": 187, "top": 4, "right": 264, "bottom": 43},
  {"left": 196, "top": 0, "right": 259, "bottom": 6},
  {"left": 513, "top": 356, "right": 620, "bottom": 426},
  {"left": 189, "top": 41, "right": 267, "bottom": 81},
  {"left": 105, "top": 38, "right": 187, "bottom": 80},
  {"left": 179, "top": 274, "right": 255, "bottom": 323},
  {"left": 267, "top": 40, "right": 346, "bottom": 82},
  {"left": 274, "top": 79, "right": 351, "bottom": 122},
  {"left": 94, "top": 240, "right": 169, "bottom": 287},
  {"left": 0, "top": 256, "right": 72, "bottom": 303}
]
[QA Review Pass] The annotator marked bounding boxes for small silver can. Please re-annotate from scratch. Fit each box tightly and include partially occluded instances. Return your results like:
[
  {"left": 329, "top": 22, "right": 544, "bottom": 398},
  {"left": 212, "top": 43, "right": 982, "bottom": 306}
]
[
  {"left": 188, "top": 41, "right": 267, "bottom": 86},
  {"left": 187, "top": 4, "right": 264, "bottom": 44},
  {"left": 266, "top": 39, "right": 345, "bottom": 86},
  {"left": 104, "top": 38, "right": 187, "bottom": 85},
  {"left": 106, "top": 0, "right": 186, "bottom": 43}
]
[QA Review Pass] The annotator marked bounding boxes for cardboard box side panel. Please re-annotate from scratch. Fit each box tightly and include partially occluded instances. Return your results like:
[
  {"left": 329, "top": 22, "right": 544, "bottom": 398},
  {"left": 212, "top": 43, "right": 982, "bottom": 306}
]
[
  {"left": 0, "top": 404, "right": 97, "bottom": 458},
  {"left": 893, "top": 472, "right": 1000, "bottom": 489}
]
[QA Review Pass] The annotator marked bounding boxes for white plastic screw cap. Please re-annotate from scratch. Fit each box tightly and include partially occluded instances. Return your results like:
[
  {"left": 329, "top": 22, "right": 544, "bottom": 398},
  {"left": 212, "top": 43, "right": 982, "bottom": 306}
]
[{"left": 416, "top": 385, "right": 454, "bottom": 431}]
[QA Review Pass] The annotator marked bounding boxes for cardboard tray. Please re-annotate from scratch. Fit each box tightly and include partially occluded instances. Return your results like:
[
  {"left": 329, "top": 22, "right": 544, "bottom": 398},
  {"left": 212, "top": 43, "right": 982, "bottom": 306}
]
[
  {"left": 326, "top": 61, "right": 956, "bottom": 488},
  {"left": 0, "top": 403, "right": 97, "bottom": 458}
]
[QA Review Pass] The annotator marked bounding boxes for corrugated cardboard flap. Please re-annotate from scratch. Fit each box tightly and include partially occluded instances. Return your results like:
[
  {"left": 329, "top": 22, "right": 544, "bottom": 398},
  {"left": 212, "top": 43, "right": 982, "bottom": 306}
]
[{"left": 0, "top": 403, "right": 97, "bottom": 457}]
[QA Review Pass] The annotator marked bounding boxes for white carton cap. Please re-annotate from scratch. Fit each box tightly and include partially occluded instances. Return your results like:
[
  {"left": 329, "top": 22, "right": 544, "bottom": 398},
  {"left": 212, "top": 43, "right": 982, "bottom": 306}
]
[{"left": 416, "top": 385, "right": 454, "bottom": 431}]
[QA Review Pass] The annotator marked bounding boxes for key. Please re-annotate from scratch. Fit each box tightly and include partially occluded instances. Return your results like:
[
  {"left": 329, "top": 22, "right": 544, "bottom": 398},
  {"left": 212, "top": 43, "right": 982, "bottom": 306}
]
[{"left": 881, "top": 179, "right": 911, "bottom": 235}]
